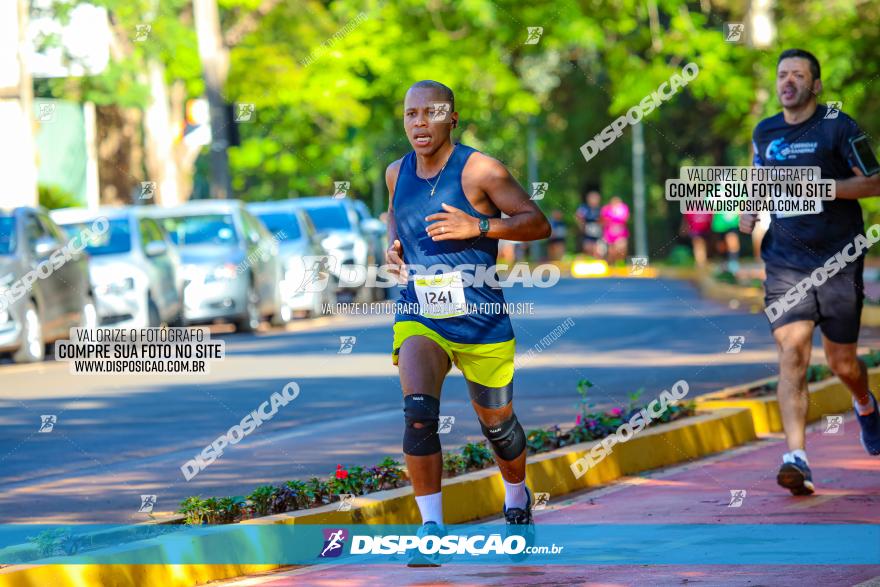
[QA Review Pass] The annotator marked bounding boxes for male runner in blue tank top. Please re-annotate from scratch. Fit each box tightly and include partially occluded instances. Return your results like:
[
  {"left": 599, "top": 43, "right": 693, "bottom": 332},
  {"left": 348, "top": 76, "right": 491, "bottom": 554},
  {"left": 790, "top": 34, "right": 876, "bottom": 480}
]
[{"left": 385, "top": 80, "right": 550, "bottom": 566}]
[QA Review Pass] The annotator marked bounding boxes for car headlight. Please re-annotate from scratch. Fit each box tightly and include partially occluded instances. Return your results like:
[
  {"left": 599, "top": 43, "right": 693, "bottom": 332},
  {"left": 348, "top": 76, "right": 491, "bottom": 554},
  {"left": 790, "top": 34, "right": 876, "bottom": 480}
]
[
  {"left": 205, "top": 263, "right": 239, "bottom": 283},
  {"left": 96, "top": 277, "right": 136, "bottom": 295}
]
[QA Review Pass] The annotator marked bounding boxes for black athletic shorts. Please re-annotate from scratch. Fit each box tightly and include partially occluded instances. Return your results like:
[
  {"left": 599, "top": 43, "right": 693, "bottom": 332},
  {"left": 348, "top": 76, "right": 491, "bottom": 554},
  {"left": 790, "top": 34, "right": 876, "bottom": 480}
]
[{"left": 763, "top": 261, "right": 864, "bottom": 343}]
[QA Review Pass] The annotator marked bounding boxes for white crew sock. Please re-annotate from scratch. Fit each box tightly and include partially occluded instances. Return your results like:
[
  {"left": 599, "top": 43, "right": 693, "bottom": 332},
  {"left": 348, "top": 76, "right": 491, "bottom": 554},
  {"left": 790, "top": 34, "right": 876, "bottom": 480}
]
[
  {"left": 783, "top": 449, "right": 808, "bottom": 465},
  {"left": 855, "top": 394, "right": 876, "bottom": 416},
  {"left": 504, "top": 479, "right": 528, "bottom": 510},
  {"left": 415, "top": 492, "right": 443, "bottom": 526}
]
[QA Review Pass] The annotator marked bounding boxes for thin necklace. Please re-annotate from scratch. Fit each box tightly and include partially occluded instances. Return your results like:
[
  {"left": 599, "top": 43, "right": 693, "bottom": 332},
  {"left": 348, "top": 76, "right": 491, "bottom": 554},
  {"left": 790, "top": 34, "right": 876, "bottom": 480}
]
[{"left": 420, "top": 146, "right": 455, "bottom": 197}]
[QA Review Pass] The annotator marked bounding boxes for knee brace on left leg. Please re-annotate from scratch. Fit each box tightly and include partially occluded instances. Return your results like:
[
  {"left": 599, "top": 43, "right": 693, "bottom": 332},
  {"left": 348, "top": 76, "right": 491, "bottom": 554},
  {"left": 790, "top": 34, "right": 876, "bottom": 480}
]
[{"left": 480, "top": 413, "right": 526, "bottom": 461}]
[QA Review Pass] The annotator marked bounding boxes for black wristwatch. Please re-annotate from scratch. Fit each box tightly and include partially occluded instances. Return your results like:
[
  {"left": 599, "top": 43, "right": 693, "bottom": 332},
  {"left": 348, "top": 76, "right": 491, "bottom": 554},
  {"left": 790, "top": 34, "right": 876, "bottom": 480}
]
[{"left": 478, "top": 217, "right": 490, "bottom": 237}]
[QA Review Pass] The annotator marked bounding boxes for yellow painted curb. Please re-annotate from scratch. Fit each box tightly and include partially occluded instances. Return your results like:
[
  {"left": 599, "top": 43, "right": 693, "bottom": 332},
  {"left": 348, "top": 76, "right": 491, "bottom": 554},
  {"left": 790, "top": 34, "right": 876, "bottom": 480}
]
[
  {"left": 0, "top": 408, "right": 755, "bottom": 587},
  {"left": 0, "top": 564, "right": 278, "bottom": 587},
  {"left": 696, "top": 368, "right": 880, "bottom": 434},
  {"left": 864, "top": 304, "right": 880, "bottom": 328}
]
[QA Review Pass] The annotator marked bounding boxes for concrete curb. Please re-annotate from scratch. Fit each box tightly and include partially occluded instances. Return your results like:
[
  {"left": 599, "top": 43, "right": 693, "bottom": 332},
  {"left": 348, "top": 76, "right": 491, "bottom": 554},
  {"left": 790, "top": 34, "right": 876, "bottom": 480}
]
[
  {"left": 696, "top": 368, "right": 880, "bottom": 434},
  {"left": 0, "top": 408, "right": 755, "bottom": 587}
]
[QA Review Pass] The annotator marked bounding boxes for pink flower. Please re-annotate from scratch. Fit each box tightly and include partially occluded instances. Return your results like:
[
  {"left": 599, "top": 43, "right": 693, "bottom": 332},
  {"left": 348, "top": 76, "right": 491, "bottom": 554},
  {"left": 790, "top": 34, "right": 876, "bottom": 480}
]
[
  {"left": 609, "top": 407, "right": 624, "bottom": 417},
  {"left": 576, "top": 414, "right": 583, "bottom": 426}
]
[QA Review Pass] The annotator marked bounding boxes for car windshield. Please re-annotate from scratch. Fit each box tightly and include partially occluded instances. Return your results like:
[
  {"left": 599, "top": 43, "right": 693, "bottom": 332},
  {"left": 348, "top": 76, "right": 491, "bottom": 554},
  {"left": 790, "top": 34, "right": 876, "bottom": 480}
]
[
  {"left": 59, "top": 219, "right": 132, "bottom": 255},
  {"left": 302, "top": 205, "right": 351, "bottom": 231},
  {"left": 0, "top": 216, "right": 15, "bottom": 255},
  {"left": 253, "top": 212, "right": 302, "bottom": 241},
  {"left": 159, "top": 214, "right": 238, "bottom": 247}
]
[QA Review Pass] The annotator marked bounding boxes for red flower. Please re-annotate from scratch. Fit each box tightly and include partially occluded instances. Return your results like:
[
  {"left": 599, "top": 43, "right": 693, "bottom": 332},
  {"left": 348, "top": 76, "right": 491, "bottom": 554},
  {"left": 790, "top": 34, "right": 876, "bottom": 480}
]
[{"left": 335, "top": 464, "right": 349, "bottom": 480}]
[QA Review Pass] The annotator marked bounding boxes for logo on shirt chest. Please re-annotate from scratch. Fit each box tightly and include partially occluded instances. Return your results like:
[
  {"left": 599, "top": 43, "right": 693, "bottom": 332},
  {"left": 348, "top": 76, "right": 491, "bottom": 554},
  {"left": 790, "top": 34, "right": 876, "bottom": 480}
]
[{"left": 765, "top": 138, "right": 819, "bottom": 161}]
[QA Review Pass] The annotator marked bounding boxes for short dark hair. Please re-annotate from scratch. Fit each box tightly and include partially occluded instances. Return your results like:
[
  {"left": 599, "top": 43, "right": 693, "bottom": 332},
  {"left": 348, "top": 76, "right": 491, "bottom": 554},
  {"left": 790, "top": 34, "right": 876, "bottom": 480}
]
[
  {"left": 777, "top": 49, "right": 821, "bottom": 81},
  {"left": 409, "top": 80, "right": 455, "bottom": 111}
]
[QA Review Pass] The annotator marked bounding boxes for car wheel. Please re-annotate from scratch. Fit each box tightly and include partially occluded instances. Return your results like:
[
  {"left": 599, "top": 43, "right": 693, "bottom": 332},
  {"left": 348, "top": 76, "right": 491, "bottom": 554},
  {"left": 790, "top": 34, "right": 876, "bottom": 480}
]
[
  {"left": 13, "top": 301, "right": 45, "bottom": 363},
  {"left": 80, "top": 296, "right": 98, "bottom": 329},
  {"left": 236, "top": 284, "right": 260, "bottom": 333}
]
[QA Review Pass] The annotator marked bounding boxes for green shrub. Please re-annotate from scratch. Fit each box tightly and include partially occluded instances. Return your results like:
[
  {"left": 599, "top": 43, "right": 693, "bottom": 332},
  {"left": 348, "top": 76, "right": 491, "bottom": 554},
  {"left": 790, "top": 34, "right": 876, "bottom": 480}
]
[{"left": 461, "top": 442, "right": 494, "bottom": 470}]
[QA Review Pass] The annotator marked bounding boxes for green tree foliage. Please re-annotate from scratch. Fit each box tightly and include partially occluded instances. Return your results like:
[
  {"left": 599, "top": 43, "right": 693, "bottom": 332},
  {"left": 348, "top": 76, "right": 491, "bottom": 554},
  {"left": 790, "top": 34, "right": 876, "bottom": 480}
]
[{"left": 43, "top": 1, "right": 880, "bottom": 245}]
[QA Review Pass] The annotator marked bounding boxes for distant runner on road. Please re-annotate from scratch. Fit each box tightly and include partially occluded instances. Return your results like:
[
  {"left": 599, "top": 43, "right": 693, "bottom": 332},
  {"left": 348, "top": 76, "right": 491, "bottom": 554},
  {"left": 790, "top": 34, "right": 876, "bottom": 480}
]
[
  {"left": 741, "top": 48, "right": 880, "bottom": 495},
  {"left": 385, "top": 80, "right": 550, "bottom": 566}
]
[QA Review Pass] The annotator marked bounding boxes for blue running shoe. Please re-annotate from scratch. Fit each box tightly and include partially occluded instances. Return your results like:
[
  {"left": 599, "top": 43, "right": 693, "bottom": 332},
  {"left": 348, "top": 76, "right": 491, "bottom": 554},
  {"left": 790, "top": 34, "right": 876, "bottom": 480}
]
[
  {"left": 855, "top": 394, "right": 880, "bottom": 456},
  {"left": 406, "top": 522, "right": 446, "bottom": 567},
  {"left": 504, "top": 486, "right": 536, "bottom": 561},
  {"left": 777, "top": 456, "right": 815, "bottom": 496}
]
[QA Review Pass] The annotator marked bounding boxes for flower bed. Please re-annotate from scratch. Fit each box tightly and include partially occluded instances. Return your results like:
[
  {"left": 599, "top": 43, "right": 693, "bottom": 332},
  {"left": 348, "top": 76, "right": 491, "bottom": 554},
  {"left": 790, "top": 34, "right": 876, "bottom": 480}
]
[{"left": 177, "top": 379, "right": 697, "bottom": 525}]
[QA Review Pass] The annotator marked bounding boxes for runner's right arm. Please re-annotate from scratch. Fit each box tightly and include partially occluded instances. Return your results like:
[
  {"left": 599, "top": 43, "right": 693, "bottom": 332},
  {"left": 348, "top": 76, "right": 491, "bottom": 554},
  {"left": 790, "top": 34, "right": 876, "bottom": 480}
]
[
  {"left": 385, "top": 159, "right": 406, "bottom": 281},
  {"left": 833, "top": 167, "right": 880, "bottom": 199}
]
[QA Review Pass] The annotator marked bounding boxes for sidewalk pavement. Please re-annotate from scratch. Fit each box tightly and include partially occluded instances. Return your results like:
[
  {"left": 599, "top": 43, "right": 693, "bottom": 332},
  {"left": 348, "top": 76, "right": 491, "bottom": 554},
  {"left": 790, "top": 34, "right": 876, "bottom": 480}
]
[{"left": 215, "top": 415, "right": 880, "bottom": 587}]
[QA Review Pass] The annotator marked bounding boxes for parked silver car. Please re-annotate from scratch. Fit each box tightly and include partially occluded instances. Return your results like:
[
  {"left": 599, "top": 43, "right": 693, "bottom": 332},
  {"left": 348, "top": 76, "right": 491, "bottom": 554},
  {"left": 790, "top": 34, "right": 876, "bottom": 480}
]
[
  {"left": 248, "top": 200, "right": 338, "bottom": 318},
  {"left": 51, "top": 207, "right": 183, "bottom": 329},
  {"left": 0, "top": 207, "right": 96, "bottom": 363},
  {"left": 147, "top": 200, "right": 284, "bottom": 332}
]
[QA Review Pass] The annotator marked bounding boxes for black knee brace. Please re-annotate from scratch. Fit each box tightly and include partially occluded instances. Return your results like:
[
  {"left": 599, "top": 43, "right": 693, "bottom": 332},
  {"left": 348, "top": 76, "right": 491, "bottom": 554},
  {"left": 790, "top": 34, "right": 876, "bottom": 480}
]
[
  {"left": 466, "top": 379, "right": 513, "bottom": 409},
  {"left": 480, "top": 413, "right": 526, "bottom": 461},
  {"left": 403, "top": 394, "right": 441, "bottom": 456}
]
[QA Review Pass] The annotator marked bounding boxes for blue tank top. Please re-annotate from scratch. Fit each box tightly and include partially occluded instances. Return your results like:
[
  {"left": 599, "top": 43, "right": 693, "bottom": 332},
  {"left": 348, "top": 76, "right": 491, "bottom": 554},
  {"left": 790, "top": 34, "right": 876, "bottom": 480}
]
[{"left": 393, "top": 144, "right": 514, "bottom": 344}]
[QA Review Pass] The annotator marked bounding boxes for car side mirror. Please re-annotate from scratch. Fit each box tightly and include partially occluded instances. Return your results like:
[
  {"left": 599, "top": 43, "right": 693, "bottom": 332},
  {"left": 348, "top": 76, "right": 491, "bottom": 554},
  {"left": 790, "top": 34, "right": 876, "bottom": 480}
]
[
  {"left": 33, "top": 237, "right": 57, "bottom": 258},
  {"left": 144, "top": 240, "right": 168, "bottom": 257}
]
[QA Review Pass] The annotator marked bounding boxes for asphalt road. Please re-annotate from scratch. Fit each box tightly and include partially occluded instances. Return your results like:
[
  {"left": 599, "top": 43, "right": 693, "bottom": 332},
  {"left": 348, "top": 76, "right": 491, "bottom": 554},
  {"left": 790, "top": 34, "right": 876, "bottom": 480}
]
[{"left": 1, "top": 277, "right": 877, "bottom": 523}]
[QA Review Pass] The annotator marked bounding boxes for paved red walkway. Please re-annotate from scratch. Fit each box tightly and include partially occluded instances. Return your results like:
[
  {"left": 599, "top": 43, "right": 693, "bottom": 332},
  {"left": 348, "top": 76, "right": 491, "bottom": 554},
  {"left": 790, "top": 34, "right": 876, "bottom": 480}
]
[{"left": 215, "top": 415, "right": 880, "bottom": 587}]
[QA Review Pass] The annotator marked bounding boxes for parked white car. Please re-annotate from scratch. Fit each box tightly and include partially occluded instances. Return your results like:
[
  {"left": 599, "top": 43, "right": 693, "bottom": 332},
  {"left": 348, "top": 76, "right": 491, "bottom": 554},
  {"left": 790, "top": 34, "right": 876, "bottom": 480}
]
[{"left": 51, "top": 207, "right": 183, "bottom": 329}]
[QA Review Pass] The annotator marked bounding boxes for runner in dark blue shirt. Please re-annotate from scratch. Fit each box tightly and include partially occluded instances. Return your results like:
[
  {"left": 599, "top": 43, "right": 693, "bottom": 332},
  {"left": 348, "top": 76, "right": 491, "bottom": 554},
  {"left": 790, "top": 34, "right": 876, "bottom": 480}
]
[{"left": 740, "top": 49, "right": 880, "bottom": 496}]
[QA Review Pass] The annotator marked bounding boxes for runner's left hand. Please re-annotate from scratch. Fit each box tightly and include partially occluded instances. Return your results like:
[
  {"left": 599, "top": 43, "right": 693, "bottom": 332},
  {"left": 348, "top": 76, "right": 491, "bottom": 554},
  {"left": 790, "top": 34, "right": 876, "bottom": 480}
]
[{"left": 425, "top": 203, "right": 480, "bottom": 241}]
